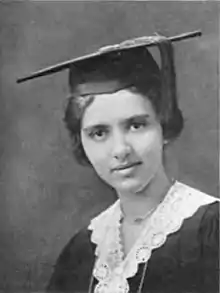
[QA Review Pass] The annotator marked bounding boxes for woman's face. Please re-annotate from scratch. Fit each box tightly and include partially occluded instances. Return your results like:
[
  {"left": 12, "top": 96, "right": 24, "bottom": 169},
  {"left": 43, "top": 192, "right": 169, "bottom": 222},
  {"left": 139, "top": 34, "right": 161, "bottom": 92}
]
[{"left": 80, "top": 89, "right": 165, "bottom": 194}]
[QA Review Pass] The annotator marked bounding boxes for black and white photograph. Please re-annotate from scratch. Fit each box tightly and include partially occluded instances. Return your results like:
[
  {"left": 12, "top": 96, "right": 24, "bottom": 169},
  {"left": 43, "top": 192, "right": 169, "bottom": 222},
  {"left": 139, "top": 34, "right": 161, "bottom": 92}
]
[{"left": 0, "top": 1, "right": 219, "bottom": 293}]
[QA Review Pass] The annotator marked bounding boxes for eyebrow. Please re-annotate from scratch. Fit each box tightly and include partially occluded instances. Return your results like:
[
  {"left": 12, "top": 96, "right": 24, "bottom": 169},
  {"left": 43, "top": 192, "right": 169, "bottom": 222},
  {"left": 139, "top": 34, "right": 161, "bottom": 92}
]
[{"left": 82, "top": 114, "right": 150, "bottom": 131}]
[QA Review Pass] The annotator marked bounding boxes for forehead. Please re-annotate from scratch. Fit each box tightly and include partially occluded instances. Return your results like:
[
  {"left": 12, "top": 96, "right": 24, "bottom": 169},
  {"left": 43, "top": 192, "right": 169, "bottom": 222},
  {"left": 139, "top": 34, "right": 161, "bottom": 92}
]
[{"left": 81, "top": 89, "right": 156, "bottom": 127}]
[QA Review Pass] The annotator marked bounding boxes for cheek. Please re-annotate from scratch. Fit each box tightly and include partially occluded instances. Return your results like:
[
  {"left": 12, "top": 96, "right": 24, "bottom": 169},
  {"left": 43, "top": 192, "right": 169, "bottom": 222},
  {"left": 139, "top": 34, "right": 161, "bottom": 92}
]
[
  {"left": 137, "top": 128, "right": 163, "bottom": 156},
  {"left": 88, "top": 153, "right": 107, "bottom": 170},
  {"left": 87, "top": 151, "right": 110, "bottom": 182},
  {"left": 81, "top": 136, "right": 109, "bottom": 170},
  {"left": 81, "top": 135, "right": 95, "bottom": 164}
]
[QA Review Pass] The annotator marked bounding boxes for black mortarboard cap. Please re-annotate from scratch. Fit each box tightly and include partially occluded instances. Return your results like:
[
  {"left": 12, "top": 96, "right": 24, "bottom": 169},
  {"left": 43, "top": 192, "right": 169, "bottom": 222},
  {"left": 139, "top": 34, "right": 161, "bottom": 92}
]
[{"left": 16, "top": 30, "right": 202, "bottom": 98}]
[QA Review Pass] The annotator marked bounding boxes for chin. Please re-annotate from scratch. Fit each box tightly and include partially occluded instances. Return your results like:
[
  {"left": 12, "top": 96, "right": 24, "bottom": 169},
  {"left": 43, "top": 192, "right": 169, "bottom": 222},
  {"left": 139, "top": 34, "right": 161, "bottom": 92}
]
[
  {"left": 115, "top": 179, "right": 148, "bottom": 194},
  {"left": 114, "top": 172, "right": 158, "bottom": 194}
]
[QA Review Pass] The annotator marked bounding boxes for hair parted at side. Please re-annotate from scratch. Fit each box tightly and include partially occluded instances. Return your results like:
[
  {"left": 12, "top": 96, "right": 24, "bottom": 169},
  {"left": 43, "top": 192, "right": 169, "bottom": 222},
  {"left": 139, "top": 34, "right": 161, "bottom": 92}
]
[
  {"left": 63, "top": 82, "right": 184, "bottom": 166},
  {"left": 64, "top": 93, "right": 95, "bottom": 165}
]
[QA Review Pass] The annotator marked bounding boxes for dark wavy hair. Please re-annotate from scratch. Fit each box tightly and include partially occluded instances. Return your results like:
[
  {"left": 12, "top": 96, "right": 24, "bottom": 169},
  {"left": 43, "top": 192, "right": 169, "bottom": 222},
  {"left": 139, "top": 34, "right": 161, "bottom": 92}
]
[{"left": 63, "top": 75, "right": 184, "bottom": 166}]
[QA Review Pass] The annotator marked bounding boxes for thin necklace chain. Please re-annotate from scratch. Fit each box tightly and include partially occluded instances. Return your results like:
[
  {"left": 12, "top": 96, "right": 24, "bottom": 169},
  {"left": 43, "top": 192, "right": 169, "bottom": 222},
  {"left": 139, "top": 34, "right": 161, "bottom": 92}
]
[
  {"left": 121, "top": 178, "right": 176, "bottom": 225},
  {"left": 136, "top": 260, "right": 148, "bottom": 293},
  {"left": 88, "top": 269, "right": 95, "bottom": 293},
  {"left": 120, "top": 204, "right": 158, "bottom": 225},
  {"left": 87, "top": 258, "right": 148, "bottom": 293}
]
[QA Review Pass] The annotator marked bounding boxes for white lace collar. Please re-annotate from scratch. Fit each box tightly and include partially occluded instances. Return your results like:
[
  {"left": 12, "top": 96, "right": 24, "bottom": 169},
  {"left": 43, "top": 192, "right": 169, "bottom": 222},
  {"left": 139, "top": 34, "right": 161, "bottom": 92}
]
[{"left": 88, "top": 181, "right": 217, "bottom": 293}]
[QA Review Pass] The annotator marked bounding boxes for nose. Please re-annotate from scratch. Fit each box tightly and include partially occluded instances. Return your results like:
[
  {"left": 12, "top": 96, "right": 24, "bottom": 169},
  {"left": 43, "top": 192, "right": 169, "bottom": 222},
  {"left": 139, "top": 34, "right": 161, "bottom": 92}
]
[{"left": 111, "top": 131, "right": 131, "bottom": 161}]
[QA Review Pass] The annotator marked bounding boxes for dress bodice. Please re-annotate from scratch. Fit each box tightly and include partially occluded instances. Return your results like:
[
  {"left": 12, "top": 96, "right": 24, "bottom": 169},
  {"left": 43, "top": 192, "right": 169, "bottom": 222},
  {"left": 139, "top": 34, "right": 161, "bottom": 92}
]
[{"left": 47, "top": 182, "right": 219, "bottom": 293}]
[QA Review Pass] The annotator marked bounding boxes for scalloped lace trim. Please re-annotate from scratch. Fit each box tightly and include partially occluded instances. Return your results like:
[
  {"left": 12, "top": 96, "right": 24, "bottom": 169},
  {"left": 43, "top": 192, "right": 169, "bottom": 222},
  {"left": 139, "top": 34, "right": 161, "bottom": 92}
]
[{"left": 88, "top": 182, "right": 217, "bottom": 293}]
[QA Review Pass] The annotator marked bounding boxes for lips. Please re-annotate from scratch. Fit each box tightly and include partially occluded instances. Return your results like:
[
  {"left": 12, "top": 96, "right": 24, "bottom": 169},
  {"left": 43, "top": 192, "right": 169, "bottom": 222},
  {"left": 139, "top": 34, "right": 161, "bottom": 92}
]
[{"left": 112, "top": 161, "right": 142, "bottom": 171}]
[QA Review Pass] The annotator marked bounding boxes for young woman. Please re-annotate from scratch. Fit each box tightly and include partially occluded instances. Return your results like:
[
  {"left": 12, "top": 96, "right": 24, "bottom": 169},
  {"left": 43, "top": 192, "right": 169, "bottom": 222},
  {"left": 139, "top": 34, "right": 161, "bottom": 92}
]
[{"left": 17, "top": 32, "right": 219, "bottom": 293}]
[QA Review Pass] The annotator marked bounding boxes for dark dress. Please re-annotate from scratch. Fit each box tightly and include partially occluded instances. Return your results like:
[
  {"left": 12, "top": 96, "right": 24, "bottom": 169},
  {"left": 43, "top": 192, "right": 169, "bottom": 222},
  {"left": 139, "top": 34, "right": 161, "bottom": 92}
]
[{"left": 47, "top": 194, "right": 219, "bottom": 293}]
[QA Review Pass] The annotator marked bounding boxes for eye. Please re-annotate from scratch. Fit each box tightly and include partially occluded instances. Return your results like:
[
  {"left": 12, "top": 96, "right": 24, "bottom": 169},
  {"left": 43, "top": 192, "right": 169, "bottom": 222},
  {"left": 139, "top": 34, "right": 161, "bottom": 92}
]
[
  {"left": 88, "top": 128, "right": 109, "bottom": 141},
  {"left": 129, "top": 120, "right": 148, "bottom": 131}
]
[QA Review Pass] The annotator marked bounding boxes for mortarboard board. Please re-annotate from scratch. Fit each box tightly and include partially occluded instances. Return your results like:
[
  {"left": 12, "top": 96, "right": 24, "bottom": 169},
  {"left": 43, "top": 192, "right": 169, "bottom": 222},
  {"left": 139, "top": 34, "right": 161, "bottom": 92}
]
[{"left": 16, "top": 30, "right": 202, "bottom": 98}]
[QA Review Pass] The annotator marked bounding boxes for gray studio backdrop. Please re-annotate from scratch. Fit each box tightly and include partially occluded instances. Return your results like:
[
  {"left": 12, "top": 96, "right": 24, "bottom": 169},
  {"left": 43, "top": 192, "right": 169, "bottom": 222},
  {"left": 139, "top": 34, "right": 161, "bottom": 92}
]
[{"left": 0, "top": 1, "right": 219, "bottom": 292}]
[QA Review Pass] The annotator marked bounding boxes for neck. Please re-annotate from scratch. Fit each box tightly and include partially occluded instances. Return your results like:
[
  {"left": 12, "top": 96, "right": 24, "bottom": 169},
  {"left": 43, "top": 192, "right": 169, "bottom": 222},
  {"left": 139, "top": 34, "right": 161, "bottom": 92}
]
[{"left": 118, "top": 169, "right": 172, "bottom": 221}]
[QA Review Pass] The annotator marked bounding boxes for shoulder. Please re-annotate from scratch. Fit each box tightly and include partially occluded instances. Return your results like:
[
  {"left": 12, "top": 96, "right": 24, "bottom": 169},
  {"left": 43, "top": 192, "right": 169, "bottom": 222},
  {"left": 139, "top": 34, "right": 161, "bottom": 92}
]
[
  {"left": 176, "top": 181, "right": 219, "bottom": 247},
  {"left": 175, "top": 181, "right": 219, "bottom": 221},
  {"left": 57, "top": 200, "right": 119, "bottom": 262},
  {"left": 198, "top": 200, "right": 219, "bottom": 249},
  {"left": 47, "top": 227, "right": 95, "bottom": 291},
  {"left": 174, "top": 181, "right": 219, "bottom": 214},
  {"left": 55, "top": 227, "right": 94, "bottom": 265},
  {"left": 175, "top": 181, "right": 219, "bottom": 203}
]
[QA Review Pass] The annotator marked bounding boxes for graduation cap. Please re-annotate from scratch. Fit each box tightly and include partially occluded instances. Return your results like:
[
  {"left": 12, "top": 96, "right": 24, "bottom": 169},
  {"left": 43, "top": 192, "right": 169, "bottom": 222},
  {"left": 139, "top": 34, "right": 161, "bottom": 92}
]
[{"left": 16, "top": 30, "right": 202, "bottom": 98}]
